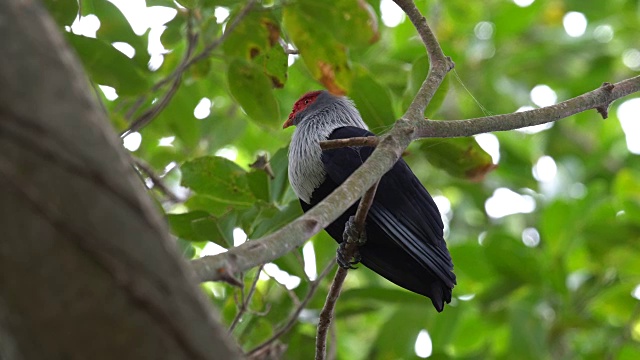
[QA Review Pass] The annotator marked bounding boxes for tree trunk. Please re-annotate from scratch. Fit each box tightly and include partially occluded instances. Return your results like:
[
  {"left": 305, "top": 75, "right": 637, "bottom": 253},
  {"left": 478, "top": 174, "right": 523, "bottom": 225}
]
[{"left": 0, "top": 2, "right": 240, "bottom": 359}]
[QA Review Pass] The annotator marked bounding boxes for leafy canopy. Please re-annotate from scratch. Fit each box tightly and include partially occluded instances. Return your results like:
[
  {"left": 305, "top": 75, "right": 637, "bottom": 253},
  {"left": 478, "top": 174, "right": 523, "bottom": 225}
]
[{"left": 45, "top": 0, "right": 640, "bottom": 358}]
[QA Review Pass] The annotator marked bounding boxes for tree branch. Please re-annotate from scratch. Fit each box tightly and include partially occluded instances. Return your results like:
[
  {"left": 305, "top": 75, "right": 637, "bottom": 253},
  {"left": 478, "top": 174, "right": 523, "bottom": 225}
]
[
  {"left": 320, "top": 136, "right": 379, "bottom": 150},
  {"left": 121, "top": 0, "right": 258, "bottom": 136},
  {"left": 1, "top": 1, "right": 240, "bottom": 357},
  {"left": 132, "top": 157, "right": 184, "bottom": 203},
  {"left": 392, "top": 0, "right": 454, "bottom": 118},
  {"left": 121, "top": 12, "right": 198, "bottom": 136},
  {"left": 189, "top": 1, "right": 640, "bottom": 293},
  {"left": 318, "top": 77, "right": 640, "bottom": 150},
  {"left": 229, "top": 265, "right": 264, "bottom": 333},
  {"left": 315, "top": 182, "right": 379, "bottom": 360},
  {"left": 409, "top": 78, "right": 640, "bottom": 139},
  {"left": 246, "top": 260, "right": 335, "bottom": 358}
]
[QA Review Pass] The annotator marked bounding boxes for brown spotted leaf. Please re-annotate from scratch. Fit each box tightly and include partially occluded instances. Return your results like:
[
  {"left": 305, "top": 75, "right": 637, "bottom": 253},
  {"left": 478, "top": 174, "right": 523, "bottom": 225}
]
[
  {"left": 420, "top": 137, "right": 497, "bottom": 181},
  {"left": 283, "top": 5, "right": 351, "bottom": 94},
  {"left": 227, "top": 59, "right": 281, "bottom": 127},
  {"left": 223, "top": 10, "right": 281, "bottom": 60}
]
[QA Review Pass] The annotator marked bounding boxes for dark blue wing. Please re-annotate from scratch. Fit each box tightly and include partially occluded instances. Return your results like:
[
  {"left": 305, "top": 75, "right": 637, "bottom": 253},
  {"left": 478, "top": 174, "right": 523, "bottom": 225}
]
[{"left": 321, "top": 126, "right": 456, "bottom": 289}]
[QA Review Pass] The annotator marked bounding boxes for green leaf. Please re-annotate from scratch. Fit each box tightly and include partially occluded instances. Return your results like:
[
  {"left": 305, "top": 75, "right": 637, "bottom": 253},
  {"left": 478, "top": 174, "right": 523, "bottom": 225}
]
[
  {"left": 588, "top": 283, "right": 640, "bottom": 325},
  {"left": 613, "top": 169, "right": 640, "bottom": 219},
  {"left": 43, "top": 0, "right": 78, "bottom": 26},
  {"left": 367, "top": 305, "right": 430, "bottom": 359},
  {"left": 449, "top": 307, "right": 488, "bottom": 355},
  {"left": 167, "top": 211, "right": 210, "bottom": 242},
  {"left": 194, "top": 212, "right": 235, "bottom": 247},
  {"left": 65, "top": 34, "right": 149, "bottom": 95},
  {"left": 340, "top": 287, "right": 428, "bottom": 305},
  {"left": 147, "top": 0, "right": 177, "bottom": 7},
  {"left": 175, "top": 238, "right": 196, "bottom": 259},
  {"left": 311, "top": 232, "right": 339, "bottom": 270},
  {"left": 449, "top": 242, "right": 496, "bottom": 283},
  {"left": 175, "top": 0, "right": 197, "bottom": 9},
  {"left": 540, "top": 200, "right": 578, "bottom": 258},
  {"left": 419, "top": 137, "right": 496, "bottom": 181},
  {"left": 247, "top": 201, "right": 303, "bottom": 239},
  {"left": 91, "top": 0, "right": 151, "bottom": 68},
  {"left": 167, "top": 211, "right": 233, "bottom": 248},
  {"left": 200, "top": 0, "right": 246, "bottom": 8},
  {"left": 617, "top": 344, "right": 640, "bottom": 360},
  {"left": 508, "top": 298, "right": 548, "bottom": 359},
  {"left": 268, "top": 147, "right": 291, "bottom": 205},
  {"left": 161, "top": 16, "right": 185, "bottom": 48},
  {"left": 147, "top": 81, "right": 202, "bottom": 148},
  {"left": 283, "top": 5, "right": 352, "bottom": 94},
  {"left": 288, "top": 0, "right": 379, "bottom": 49},
  {"left": 350, "top": 68, "right": 396, "bottom": 131},
  {"left": 181, "top": 156, "right": 256, "bottom": 207},
  {"left": 185, "top": 195, "right": 235, "bottom": 217},
  {"left": 253, "top": 45, "right": 288, "bottom": 88},
  {"left": 227, "top": 59, "right": 281, "bottom": 127},
  {"left": 222, "top": 10, "right": 280, "bottom": 60},
  {"left": 246, "top": 170, "right": 270, "bottom": 202},
  {"left": 483, "top": 231, "right": 542, "bottom": 285},
  {"left": 492, "top": 0, "right": 544, "bottom": 41}
]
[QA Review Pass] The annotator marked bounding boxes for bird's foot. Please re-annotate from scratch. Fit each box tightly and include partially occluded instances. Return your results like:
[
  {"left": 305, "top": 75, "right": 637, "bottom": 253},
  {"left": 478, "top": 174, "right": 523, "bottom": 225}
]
[
  {"left": 336, "top": 241, "right": 360, "bottom": 269},
  {"left": 342, "top": 216, "right": 367, "bottom": 246},
  {"left": 336, "top": 216, "right": 367, "bottom": 269}
]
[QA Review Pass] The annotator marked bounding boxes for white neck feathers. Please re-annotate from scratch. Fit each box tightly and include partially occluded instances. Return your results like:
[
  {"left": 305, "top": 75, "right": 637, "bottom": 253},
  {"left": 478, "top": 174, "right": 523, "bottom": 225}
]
[{"left": 288, "top": 95, "right": 367, "bottom": 203}]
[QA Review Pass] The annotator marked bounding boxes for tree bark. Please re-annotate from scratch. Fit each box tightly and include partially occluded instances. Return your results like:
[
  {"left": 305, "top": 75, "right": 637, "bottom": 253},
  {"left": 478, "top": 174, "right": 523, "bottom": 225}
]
[{"left": 0, "top": 2, "right": 239, "bottom": 359}]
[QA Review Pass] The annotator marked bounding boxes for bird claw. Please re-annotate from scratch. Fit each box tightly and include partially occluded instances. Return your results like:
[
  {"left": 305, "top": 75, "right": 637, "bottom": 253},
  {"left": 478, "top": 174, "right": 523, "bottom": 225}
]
[
  {"left": 336, "top": 216, "right": 366, "bottom": 269},
  {"left": 342, "top": 216, "right": 367, "bottom": 246},
  {"left": 336, "top": 241, "right": 359, "bottom": 269}
]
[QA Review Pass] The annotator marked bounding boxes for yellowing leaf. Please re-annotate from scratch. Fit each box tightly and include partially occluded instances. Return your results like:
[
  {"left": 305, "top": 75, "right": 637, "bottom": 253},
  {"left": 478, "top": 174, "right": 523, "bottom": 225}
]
[
  {"left": 227, "top": 59, "right": 281, "bottom": 127},
  {"left": 283, "top": 6, "right": 352, "bottom": 94},
  {"left": 420, "top": 137, "right": 496, "bottom": 181}
]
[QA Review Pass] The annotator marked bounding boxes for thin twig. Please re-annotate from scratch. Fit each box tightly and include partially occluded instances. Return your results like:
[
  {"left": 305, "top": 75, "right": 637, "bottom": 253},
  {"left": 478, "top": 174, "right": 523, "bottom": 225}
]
[
  {"left": 409, "top": 77, "right": 640, "bottom": 140},
  {"left": 320, "top": 77, "right": 640, "bottom": 147},
  {"left": 132, "top": 157, "right": 183, "bottom": 203},
  {"left": 183, "top": 0, "right": 258, "bottom": 69},
  {"left": 392, "top": 0, "right": 454, "bottom": 119},
  {"left": 246, "top": 260, "right": 336, "bottom": 357},
  {"left": 278, "top": 31, "right": 299, "bottom": 54},
  {"left": 189, "top": 7, "right": 640, "bottom": 289},
  {"left": 121, "top": 13, "right": 198, "bottom": 137},
  {"left": 121, "top": 0, "right": 257, "bottom": 136},
  {"left": 122, "top": 74, "right": 184, "bottom": 136},
  {"left": 229, "top": 265, "right": 264, "bottom": 332},
  {"left": 315, "top": 182, "right": 380, "bottom": 360},
  {"left": 124, "top": 95, "right": 149, "bottom": 122},
  {"left": 320, "top": 136, "right": 379, "bottom": 150}
]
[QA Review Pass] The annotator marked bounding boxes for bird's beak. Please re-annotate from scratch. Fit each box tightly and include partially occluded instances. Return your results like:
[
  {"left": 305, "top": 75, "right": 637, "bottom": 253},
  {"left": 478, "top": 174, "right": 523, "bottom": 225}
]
[{"left": 282, "top": 115, "right": 294, "bottom": 129}]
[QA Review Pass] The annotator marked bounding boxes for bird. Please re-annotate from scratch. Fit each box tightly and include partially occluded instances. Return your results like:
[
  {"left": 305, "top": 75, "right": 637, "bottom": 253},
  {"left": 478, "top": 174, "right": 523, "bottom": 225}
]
[{"left": 284, "top": 90, "right": 456, "bottom": 311}]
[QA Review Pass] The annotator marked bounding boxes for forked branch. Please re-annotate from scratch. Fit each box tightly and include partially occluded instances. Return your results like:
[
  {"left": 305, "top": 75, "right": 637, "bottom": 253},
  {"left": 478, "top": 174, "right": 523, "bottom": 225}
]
[
  {"left": 189, "top": 0, "right": 640, "bottom": 295},
  {"left": 315, "top": 182, "right": 380, "bottom": 360}
]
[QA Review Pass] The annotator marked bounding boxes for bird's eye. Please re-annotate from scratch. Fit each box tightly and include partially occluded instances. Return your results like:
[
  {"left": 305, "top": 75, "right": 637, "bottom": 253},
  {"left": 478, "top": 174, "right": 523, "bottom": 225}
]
[{"left": 304, "top": 100, "right": 309, "bottom": 104}]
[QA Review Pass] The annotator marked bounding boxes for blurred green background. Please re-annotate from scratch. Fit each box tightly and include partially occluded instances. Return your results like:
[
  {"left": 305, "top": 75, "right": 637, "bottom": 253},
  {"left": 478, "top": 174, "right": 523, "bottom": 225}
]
[{"left": 45, "top": 0, "right": 640, "bottom": 358}]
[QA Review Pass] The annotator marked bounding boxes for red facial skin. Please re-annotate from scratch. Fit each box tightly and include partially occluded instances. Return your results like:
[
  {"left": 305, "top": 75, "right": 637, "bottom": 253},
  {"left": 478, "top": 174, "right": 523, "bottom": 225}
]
[{"left": 282, "top": 90, "right": 322, "bottom": 129}]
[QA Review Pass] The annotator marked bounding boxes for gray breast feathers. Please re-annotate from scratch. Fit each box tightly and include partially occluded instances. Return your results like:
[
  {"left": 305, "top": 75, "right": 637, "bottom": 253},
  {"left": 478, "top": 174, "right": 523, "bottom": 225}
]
[
  {"left": 287, "top": 96, "right": 368, "bottom": 204},
  {"left": 288, "top": 120, "right": 329, "bottom": 204}
]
